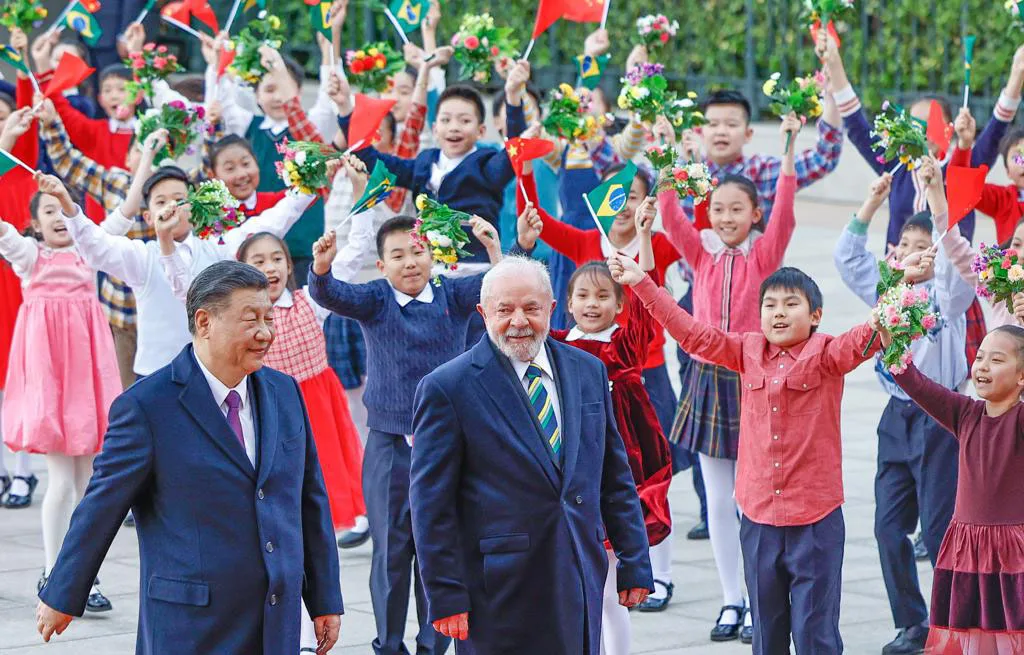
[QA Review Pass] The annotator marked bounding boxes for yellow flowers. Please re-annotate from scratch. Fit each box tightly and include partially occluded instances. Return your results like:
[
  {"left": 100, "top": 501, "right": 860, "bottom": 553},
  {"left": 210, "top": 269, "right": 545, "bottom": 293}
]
[
  {"left": 368, "top": 47, "right": 379, "bottom": 56},
  {"left": 762, "top": 79, "right": 777, "bottom": 95},
  {"left": 558, "top": 83, "right": 579, "bottom": 103},
  {"left": 980, "top": 269, "right": 992, "bottom": 281},
  {"left": 268, "top": 15, "right": 280, "bottom": 29},
  {"left": 415, "top": 194, "right": 428, "bottom": 211},
  {"left": 355, "top": 50, "right": 366, "bottom": 58},
  {"left": 617, "top": 94, "right": 629, "bottom": 110}
]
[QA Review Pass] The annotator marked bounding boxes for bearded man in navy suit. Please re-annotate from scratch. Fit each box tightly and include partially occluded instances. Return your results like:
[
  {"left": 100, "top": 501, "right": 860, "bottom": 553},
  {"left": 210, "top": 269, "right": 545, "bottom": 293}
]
[{"left": 410, "top": 256, "right": 653, "bottom": 654}]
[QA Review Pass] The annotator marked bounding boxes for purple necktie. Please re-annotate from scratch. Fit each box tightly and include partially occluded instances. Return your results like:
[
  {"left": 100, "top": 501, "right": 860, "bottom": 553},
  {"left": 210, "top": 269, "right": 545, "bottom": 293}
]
[{"left": 225, "top": 390, "right": 245, "bottom": 450}]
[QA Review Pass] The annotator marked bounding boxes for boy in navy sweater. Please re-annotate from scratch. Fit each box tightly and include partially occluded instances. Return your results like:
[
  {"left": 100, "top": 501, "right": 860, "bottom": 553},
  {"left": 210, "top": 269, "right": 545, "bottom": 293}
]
[
  {"left": 338, "top": 61, "right": 530, "bottom": 270},
  {"left": 308, "top": 216, "right": 501, "bottom": 655}
]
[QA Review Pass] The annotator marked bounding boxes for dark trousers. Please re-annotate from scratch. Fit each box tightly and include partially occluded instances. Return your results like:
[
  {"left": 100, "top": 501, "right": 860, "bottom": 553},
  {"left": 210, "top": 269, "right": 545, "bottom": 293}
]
[
  {"left": 364, "top": 430, "right": 451, "bottom": 655},
  {"left": 874, "top": 397, "right": 959, "bottom": 629},
  {"left": 740, "top": 508, "right": 845, "bottom": 655}
]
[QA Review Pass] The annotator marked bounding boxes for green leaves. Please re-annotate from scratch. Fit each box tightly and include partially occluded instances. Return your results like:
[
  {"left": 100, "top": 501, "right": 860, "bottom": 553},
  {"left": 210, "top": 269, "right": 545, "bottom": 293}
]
[{"left": 875, "top": 259, "right": 906, "bottom": 299}]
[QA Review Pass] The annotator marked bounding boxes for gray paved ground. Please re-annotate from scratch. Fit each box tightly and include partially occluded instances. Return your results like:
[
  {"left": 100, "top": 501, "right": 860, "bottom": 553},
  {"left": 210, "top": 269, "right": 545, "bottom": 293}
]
[{"left": 0, "top": 124, "right": 996, "bottom": 653}]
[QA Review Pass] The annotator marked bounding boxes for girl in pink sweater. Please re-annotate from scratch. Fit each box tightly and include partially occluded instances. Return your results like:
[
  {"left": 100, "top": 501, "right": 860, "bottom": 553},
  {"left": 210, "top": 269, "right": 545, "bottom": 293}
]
[{"left": 655, "top": 115, "right": 799, "bottom": 643}]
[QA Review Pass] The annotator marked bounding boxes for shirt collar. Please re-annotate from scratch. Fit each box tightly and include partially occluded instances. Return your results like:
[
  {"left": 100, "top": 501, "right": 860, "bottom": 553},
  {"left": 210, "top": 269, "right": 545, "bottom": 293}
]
[
  {"left": 275, "top": 288, "right": 294, "bottom": 308},
  {"left": 600, "top": 233, "right": 640, "bottom": 258},
  {"left": 391, "top": 282, "right": 434, "bottom": 307},
  {"left": 259, "top": 116, "right": 290, "bottom": 136},
  {"left": 193, "top": 351, "right": 249, "bottom": 410},
  {"left": 566, "top": 324, "right": 619, "bottom": 343},
  {"left": 510, "top": 343, "right": 554, "bottom": 382},
  {"left": 767, "top": 338, "right": 810, "bottom": 360},
  {"left": 437, "top": 147, "right": 477, "bottom": 172},
  {"left": 108, "top": 117, "right": 135, "bottom": 132},
  {"left": 241, "top": 192, "right": 258, "bottom": 211},
  {"left": 700, "top": 228, "right": 760, "bottom": 260}
]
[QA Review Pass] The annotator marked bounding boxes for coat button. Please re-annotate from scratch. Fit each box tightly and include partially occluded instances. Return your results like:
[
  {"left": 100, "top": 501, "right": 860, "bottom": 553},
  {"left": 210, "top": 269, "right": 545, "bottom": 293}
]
[
  {"left": 266, "top": 541, "right": 274, "bottom": 553},
  {"left": 575, "top": 496, "right": 583, "bottom": 505},
  {"left": 257, "top": 489, "right": 265, "bottom": 500},
  {"left": 270, "top": 594, "right": 278, "bottom": 606}
]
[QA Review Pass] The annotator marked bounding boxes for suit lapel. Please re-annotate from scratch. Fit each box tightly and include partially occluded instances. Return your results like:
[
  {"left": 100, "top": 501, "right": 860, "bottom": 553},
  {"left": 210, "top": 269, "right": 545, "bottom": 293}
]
[
  {"left": 471, "top": 340, "right": 560, "bottom": 492},
  {"left": 253, "top": 371, "right": 279, "bottom": 487},
  {"left": 548, "top": 341, "right": 581, "bottom": 490},
  {"left": 174, "top": 349, "right": 256, "bottom": 481}
]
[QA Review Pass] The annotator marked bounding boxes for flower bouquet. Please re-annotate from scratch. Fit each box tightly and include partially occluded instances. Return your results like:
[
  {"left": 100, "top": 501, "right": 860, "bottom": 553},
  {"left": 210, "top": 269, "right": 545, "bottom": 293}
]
[
  {"left": 762, "top": 71, "right": 824, "bottom": 153},
  {"left": 135, "top": 101, "right": 207, "bottom": 163},
  {"left": 124, "top": 43, "right": 182, "bottom": 106},
  {"left": 274, "top": 140, "right": 345, "bottom": 196},
  {"left": 189, "top": 179, "right": 242, "bottom": 243},
  {"left": 647, "top": 144, "right": 717, "bottom": 202},
  {"left": 226, "top": 11, "right": 284, "bottom": 88},
  {"left": 450, "top": 12, "right": 517, "bottom": 84},
  {"left": 871, "top": 101, "right": 928, "bottom": 173},
  {"left": 0, "top": 0, "right": 46, "bottom": 32},
  {"left": 543, "top": 83, "right": 611, "bottom": 145},
  {"left": 634, "top": 14, "right": 679, "bottom": 50},
  {"left": 664, "top": 91, "right": 706, "bottom": 139},
  {"left": 345, "top": 41, "right": 404, "bottom": 93},
  {"left": 972, "top": 243, "right": 1024, "bottom": 312},
  {"left": 802, "top": 0, "right": 855, "bottom": 27},
  {"left": 413, "top": 194, "right": 473, "bottom": 278},
  {"left": 864, "top": 260, "right": 940, "bottom": 374},
  {"left": 617, "top": 63, "right": 671, "bottom": 124}
]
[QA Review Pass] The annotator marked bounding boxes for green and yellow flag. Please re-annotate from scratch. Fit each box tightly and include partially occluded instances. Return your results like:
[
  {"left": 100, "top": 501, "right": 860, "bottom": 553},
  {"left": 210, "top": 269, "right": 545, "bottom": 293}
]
[
  {"left": 389, "top": 0, "right": 429, "bottom": 33},
  {"left": 584, "top": 161, "right": 637, "bottom": 235},
  {"left": 309, "top": 1, "right": 332, "bottom": 39},
  {"left": 61, "top": 1, "right": 102, "bottom": 47},
  {"left": 350, "top": 161, "right": 396, "bottom": 216},
  {"left": 575, "top": 54, "right": 608, "bottom": 90},
  {"left": 243, "top": 0, "right": 266, "bottom": 12},
  {"left": 0, "top": 45, "right": 27, "bottom": 74}
]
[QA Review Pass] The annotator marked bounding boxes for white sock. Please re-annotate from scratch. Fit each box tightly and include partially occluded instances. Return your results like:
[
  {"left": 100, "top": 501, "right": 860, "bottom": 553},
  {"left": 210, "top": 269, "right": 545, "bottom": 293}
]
[
  {"left": 9, "top": 476, "right": 29, "bottom": 496},
  {"left": 600, "top": 551, "right": 631, "bottom": 655},
  {"left": 647, "top": 536, "right": 673, "bottom": 600},
  {"left": 349, "top": 515, "right": 369, "bottom": 533},
  {"left": 698, "top": 454, "right": 745, "bottom": 623},
  {"left": 42, "top": 455, "right": 78, "bottom": 573}
]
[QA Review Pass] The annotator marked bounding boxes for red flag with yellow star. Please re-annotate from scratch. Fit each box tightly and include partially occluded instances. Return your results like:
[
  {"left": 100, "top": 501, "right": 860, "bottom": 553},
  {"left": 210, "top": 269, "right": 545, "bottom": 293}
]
[{"left": 505, "top": 137, "right": 554, "bottom": 176}]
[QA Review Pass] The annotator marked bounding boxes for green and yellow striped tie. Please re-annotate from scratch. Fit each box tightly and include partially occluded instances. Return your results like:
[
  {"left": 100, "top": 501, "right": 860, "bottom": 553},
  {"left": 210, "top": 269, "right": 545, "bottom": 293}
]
[{"left": 525, "top": 363, "right": 561, "bottom": 456}]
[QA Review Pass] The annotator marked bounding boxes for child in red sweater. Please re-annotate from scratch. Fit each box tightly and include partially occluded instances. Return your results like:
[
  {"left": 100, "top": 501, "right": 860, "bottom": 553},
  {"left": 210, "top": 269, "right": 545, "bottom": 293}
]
[{"left": 950, "top": 124, "right": 1024, "bottom": 244}]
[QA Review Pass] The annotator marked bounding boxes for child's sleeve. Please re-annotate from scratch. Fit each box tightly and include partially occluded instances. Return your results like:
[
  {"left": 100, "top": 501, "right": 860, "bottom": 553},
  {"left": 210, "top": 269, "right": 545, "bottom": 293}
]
[
  {"left": 516, "top": 171, "right": 588, "bottom": 263},
  {"left": 651, "top": 233, "right": 682, "bottom": 281},
  {"left": 41, "top": 119, "right": 126, "bottom": 210},
  {"left": 307, "top": 64, "right": 341, "bottom": 145},
  {"left": 329, "top": 206, "right": 381, "bottom": 283},
  {"left": 216, "top": 192, "right": 317, "bottom": 254},
  {"left": 450, "top": 272, "right": 487, "bottom": 316},
  {"left": 833, "top": 85, "right": 886, "bottom": 175},
  {"left": 307, "top": 270, "right": 386, "bottom": 322},
  {"left": 892, "top": 362, "right": 975, "bottom": 437},
  {"left": 632, "top": 275, "right": 744, "bottom": 371},
  {"left": 619, "top": 287, "right": 657, "bottom": 365},
  {"left": 610, "top": 116, "right": 647, "bottom": 162},
  {"left": 49, "top": 93, "right": 102, "bottom": 158},
  {"left": 0, "top": 227, "right": 39, "bottom": 279},
  {"left": 832, "top": 219, "right": 881, "bottom": 306},
  {"left": 658, "top": 189, "right": 705, "bottom": 270},
  {"left": 752, "top": 173, "right": 797, "bottom": 271},
  {"left": 975, "top": 184, "right": 1019, "bottom": 241},
  {"left": 387, "top": 101, "right": 427, "bottom": 212},
  {"left": 215, "top": 73, "right": 256, "bottom": 137},
  {"left": 792, "top": 118, "right": 843, "bottom": 189},
  {"left": 821, "top": 322, "right": 881, "bottom": 376},
  {"left": 971, "top": 93, "right": 1021, "bottom": 170},
  {"left": 99, "top": 207, "right": 136, "bottom": 236},
  {"left": 940, "top": 225, "right": 980, "bottom": 289},
  {"left": 159, "top": 248, "right": 191, "bottom": 304},
  {"left": 338, "top": 114, "right": 418, "bottom": 190},
  {"left": 932, "top": 215, "right": 980, "bottom": 317},
  {"left": 481, "top": 103, "right": 527, "bottom": 185},
  {"left": 64, "top": 206, "right": 152, "bottom": 288}
]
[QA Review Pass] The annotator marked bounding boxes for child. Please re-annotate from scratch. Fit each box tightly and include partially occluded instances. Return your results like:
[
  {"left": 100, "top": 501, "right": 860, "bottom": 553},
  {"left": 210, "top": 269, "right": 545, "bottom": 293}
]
[
  {"left": 610, "top": 253, "right": 879, "bottom": 654},
  {"left": 885, "top": 325, "right": 1024, "bottom": 655},
  {"left": 338, "top": 62, "right": 530, "bottom": 271},
  {"left": 655, "top": 116, "right": 801, "bottom": 643},
  {"left": 207, "top": 135, "right": 287, "bottom": 219},
  {"left": 546, "top": 197, "right": 672, "bottom": 655},
  {"left": 834, "top": 160, "right": 974, "bottom": 654},
  {"left": 948, "top": 126, "right": 1024, "bottom": 243},
  {"left": 308, "top": 215, "right": 501, "bottom": 655},
  {"left": 62, "top": 165, "right": 315, "bottom": 378},
  {"left": 1, "top": 174, "right": 124, "bottom": 611}
]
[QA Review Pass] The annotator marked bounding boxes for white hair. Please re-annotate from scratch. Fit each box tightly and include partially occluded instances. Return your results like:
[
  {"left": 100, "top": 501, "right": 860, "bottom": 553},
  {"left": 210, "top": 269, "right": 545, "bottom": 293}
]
[{"left": 480, "top": 255, "right": 553, "bottom": 308}]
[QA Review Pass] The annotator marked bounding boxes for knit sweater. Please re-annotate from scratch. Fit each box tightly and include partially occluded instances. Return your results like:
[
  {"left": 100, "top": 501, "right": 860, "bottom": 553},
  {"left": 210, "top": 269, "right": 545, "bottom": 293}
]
[{"left": 308, "top": 272, "right": 484, "bottom": 435}]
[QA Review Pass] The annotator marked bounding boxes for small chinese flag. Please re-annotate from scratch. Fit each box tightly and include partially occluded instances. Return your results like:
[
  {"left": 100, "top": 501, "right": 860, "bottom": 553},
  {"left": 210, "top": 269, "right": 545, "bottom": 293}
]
[
  {"left": 946, "top": 164, "right": 988, "bottom": 228},
  {"left": 926, "top": 100, "right": 953, "bottom": 160},
  {"left": 505, "top": 137, "right": 554, "bottom": 176},
  {"left": 160, "top": 0, "right": 190, "bottom": 25},
  {"left": 217, "top": 49, "right": 236, "bottom": 78},
  {"left": 532, "top": 0, "right": 605, "bottom": 39},
  {"left": 187, "top": 0, "right": 219, "bottom": 32},
  {"left": 45, "top": 52, "right": 95, "bottom": 99},
  {"left": 348, "top": 94, "right": 397, "bottom": 150},
  {"left": 80, "top": 0, "right": 101, "bottom": 12},
  {"left": 809, "top": 20, "right": 841, "bottom": 49}
]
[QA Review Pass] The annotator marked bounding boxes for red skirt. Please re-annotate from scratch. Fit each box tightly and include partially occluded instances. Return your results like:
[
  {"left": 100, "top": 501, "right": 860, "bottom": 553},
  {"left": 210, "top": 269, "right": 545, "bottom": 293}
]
[
  {"left": 926, "top": 520, "right": 1024, "bottom": 654},
  {"left": 0, "top": 264, "right": 22, "bottom": 388},
  {"left": 300, "top": 368, "right": 366, "bottom": 530}
]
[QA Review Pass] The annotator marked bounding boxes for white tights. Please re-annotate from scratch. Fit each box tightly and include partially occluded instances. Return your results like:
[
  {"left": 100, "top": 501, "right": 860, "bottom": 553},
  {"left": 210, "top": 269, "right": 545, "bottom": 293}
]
[
  {"left": 698, "top": 453, "right": 746, "bottom": 624},
  {"left": 42, "top": 454, "right": 94, "bottom": 575},
  {"left": 601, "top": 551, "right": 630, "bottom": 655}
]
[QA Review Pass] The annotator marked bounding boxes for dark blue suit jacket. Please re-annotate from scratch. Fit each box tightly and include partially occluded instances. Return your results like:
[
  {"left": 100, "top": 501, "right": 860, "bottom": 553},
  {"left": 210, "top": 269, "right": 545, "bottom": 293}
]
[
  {"left": 410, "top": 337, "right": 653, "bottom": 654},
  {"left": 39, "top": 346, "right": 343, "bottom": 655}
]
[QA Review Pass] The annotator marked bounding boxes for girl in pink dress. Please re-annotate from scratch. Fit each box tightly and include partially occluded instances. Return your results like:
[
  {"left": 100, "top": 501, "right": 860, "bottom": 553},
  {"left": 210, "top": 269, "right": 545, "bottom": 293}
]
[
  {"left": 0, "top": 174, "right": 123, "bottom": 606},
  {"left": 887, "top": 324, "right": 1024, "bottom": 654}
]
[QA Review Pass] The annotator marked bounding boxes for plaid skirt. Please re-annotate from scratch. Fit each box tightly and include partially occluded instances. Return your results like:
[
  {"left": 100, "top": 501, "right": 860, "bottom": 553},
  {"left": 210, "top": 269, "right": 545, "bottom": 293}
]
[{"left": 669, "top": 359, "right": 741, "bottom": 460}]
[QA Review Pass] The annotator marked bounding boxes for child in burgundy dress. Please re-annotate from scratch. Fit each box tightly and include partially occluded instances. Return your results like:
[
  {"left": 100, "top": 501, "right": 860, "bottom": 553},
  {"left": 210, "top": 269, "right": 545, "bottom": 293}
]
[
  {"left": 526, "top": 197, "right": 671, "bottom": 655},
  {"left": 887, "top": 324, "right": 1024, "bottom": 654}
]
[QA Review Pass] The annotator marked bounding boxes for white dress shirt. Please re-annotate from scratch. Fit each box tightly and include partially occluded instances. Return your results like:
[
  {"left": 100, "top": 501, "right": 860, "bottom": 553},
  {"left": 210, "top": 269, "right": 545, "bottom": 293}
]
[
  {"left": 194, "top": 352, "right": 256, "bottom": 467},
  {"left": 428, "top": 146, "right": 477, "bottom": 193},
  {"left": 391, "top": 282, "right": 435, "bottom": 307},
  {"left": 566, "top": 324, "right": 619, "bottom": 343},
  {"left": 510, "top": 346, "right": 562, "bottom": 432}
]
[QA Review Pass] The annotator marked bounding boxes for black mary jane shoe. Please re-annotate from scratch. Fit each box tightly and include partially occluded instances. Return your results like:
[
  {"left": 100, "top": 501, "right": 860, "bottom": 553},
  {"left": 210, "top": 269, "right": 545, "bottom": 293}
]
[
  {"left": 86, "top": 579, "right": 113, "bottom": 613},
  {"left": 636, "top": 579, "right": 674, "bottom": 612},
  {"left": 710, "top": 604, "right": 745, "bottom": 642},
  {"left": 0, "top": 475, "right": 10, "bottom": 504},
  {"left": 336, "top": 529, "right": 370, "bottom": 549},
  {"left": 740, "top": 608, "right": 754, "bottom": 644},
  {"left": 3, "top": 474, "right": 38, "bottom": 509}
]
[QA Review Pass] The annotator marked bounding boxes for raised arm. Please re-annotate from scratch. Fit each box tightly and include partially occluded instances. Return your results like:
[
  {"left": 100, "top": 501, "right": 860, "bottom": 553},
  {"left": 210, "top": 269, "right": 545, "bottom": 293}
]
[
  {"left": 657, "top": 189, "right": 704, "bottom": 270},
  {"left": 38, "top": 111, "right": 124, "bottom": 209},
  {"left": 515, "top": 171, "right": 589, "bottom": 262},
  {"left": 821, "top": 321, "right": 880, "bottom": 376},
  {"left": 307, "top": 231, "right": 386, "bottom": 321},
  {"left": 892, "top": 362, "right": 975, "bottom": 437},
  {"left": 217, "top": 192, "right": 317, "bottom": 254},
  {"left": 65, "top": 206, "right": 152, "bottom": 287},
  {"left": 970, "top": 45, "right": 1024, "bottom": 169},
  {"left": 0, "top": 220, "right": 40, "bottom": 278},
  {"left": 751, "top": 171, "right": 797, "bottom": 271}
]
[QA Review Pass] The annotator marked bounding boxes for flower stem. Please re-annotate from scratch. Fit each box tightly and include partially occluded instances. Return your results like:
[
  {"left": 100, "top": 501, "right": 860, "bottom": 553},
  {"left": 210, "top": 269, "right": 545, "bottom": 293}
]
[
  {"left": 784, "top": 131, "right": 792, "bottom": 155},
  {"left": 862, "top": 330, "right": 878, "bottom": 357}
]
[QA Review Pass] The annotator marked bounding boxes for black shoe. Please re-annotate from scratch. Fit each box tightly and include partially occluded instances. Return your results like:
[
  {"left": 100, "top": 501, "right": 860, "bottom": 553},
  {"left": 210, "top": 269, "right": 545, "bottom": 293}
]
[
  {"left": 0, "top": 474, "right": 10, "bottom": 503},
  {"left": 913, "top": 533, "right": 928, "bottom": 561},
  {"left": 3, "top": 474, "right": 37, "bottom": 509},
  {"left": 86, "top": 580, "right": 112, "bottom": 613},
  {"left": 37, "top": 571, "right": 47, "bottom": 594},
  {"left": 686, "top": 519, "right": 709, "bottom": 540},
  {"left": 122, "top": 512, "right": 135, "bottom": 528},
  {"left": 882, "top": 625, "right": 929, "bottom": 654},
  {"left": 740, "top": 608, "right": 753, "bottom": 644},
  {"left": 636, "top": 579, "right": 673, "bottom": 612},
  {"left": 710, "top": 604, "right": 745, "bottom": 642},
  {"left": 336, "top": 528, "right": 369, "bottom": 549}
]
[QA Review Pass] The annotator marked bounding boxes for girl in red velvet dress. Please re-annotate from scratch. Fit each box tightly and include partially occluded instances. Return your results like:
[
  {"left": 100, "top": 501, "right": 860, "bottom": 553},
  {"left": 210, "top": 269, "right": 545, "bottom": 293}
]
[
  {"left": 523, "top": 197, "right": 672, "bottom": 655},
  {"left": 889, "top": 324, "right": 1024, "bottom": 654}
]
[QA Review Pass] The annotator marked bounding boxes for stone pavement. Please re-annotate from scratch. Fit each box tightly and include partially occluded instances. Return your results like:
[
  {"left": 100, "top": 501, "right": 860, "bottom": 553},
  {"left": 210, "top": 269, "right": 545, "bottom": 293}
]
[{"left": 0, "top": 141, "right": 998, "bottom": 653}]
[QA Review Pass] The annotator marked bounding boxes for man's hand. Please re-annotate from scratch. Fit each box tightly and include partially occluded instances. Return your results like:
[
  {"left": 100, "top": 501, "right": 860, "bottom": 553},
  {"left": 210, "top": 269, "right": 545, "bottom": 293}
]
[
  {"left": 618, "top": 587, "right": 650, "bottom": 609},
  {"left": 36, "top": 600, "right": 73, "bottom": 642},
  {"left": 584, "top": 28, "right": 610, "bottom": 58},
  {"left": 313, "top": 614, "right": 341, "bottom": 654},
  {"left": 312, "top": 230, "right": 339, "bottom": 276},
  {"left": 953, "top": 107, "right": 976, "bottom": 151},
  {"left": 432, "top": 612, "right": 469, "bottom": 640}
]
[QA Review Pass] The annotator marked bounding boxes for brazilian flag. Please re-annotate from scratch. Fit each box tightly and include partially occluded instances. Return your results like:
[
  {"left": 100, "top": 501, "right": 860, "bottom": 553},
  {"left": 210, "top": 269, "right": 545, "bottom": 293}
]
[
  {"left": 309, "top": 1, "right": 332, "bottom": 40},
  {"left": 389, "top": 0, "right": 429, "bottom": 33},
  {"left": 0, "top": 45, "right": 27, "bottom": 74},
  {"left": 584, "top": 161, "right": 637, "bottom": 235},
  {"left": 350, "top": 161, "right": 397, "bottom": 216},
  {"left": 243, "top": 0, "right": 266, "bottom": 12},
  {"left": 61, "top": 1, "right": 102, "bottom": 47},
  {"left": 575, "top": 54, "right": 608, "bottom": 91}
]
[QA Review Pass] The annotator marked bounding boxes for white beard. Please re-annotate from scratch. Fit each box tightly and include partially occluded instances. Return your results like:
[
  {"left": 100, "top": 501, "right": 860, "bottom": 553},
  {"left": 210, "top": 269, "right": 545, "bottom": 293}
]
[{"left": 489, "top": 325, "right": 547, "bottom": 362}]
